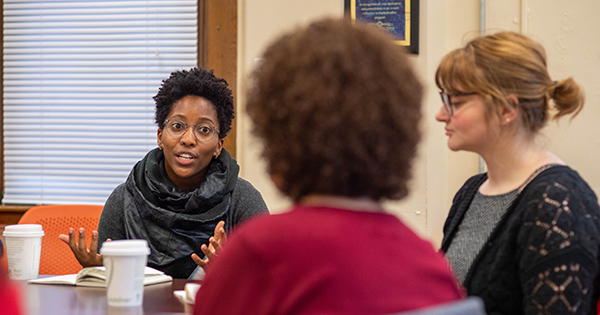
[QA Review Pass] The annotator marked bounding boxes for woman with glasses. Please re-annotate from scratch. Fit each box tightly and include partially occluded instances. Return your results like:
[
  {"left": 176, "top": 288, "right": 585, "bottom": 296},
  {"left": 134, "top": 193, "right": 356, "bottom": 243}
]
[
  {"left": 435, "top": 32, "right": 600, "bottom": 314},
  {"left": 60, "top": 67, "right": 268, "bottom": 279}
]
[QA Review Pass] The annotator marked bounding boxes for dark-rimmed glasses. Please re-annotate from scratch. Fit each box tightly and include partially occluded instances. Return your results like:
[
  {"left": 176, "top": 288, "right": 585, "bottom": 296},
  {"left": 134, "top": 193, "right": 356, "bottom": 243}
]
[
  {"left": 164, "top": 119, "right": 220, "bottom": 142},
  {"left": 439, "top": 91, "right": 477, "bottom": 116}
]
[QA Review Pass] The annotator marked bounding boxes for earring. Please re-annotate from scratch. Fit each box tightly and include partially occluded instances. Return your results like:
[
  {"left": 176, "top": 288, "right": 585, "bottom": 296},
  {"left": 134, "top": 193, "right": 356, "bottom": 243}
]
[{"left": 505, "top": 118, "right": 510, "bottom": 123}]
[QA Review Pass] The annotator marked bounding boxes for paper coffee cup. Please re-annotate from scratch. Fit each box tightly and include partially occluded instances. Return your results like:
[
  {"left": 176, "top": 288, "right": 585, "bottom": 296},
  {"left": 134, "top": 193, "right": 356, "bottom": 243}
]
[
  {"left": 3, "top": 224, "right": 44, "bottom": 280},
  {"left": 100, "top": 240, "right": 150, "bottom": 307}
]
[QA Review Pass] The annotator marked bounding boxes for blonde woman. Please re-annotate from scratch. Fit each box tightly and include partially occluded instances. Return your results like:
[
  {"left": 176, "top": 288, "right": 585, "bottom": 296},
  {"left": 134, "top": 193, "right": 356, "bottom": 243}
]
[{"left": 436, "top": 32, "right": 600, "bottom": 314}]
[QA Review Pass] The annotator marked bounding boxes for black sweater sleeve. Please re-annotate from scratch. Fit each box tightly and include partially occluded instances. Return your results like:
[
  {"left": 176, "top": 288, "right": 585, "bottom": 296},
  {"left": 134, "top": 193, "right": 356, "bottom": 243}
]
[{"left": 516, "top": 171, "right": 600, "bottom": 314}]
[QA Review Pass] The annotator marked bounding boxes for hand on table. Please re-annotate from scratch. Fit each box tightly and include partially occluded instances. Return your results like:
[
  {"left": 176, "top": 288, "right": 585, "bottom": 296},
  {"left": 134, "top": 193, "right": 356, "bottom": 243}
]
[
  {"left": 191, "top": 220, "right": 227, "bottom": 272},
  {"left": 58, "top": 228, "right": 110, "bottom": 268}
]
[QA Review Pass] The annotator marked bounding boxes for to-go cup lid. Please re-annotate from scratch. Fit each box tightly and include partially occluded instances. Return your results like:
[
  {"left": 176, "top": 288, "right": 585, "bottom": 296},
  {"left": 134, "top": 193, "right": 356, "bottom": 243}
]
[
  {"left": 100, "top": 239, "right": 150, "bottom": 256},
  {"left": 3, "top": 224, "right": 44, "bottom": 237}
]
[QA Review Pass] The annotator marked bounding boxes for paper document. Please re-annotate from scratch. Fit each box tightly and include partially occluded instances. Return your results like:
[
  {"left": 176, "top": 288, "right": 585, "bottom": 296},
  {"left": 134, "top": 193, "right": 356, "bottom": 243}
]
[
  {"left": 28, "top": 266, "right": 172, "bottom": 287},
  {"left": 174, "top": 282, "right": 201, "bottom": 305}
]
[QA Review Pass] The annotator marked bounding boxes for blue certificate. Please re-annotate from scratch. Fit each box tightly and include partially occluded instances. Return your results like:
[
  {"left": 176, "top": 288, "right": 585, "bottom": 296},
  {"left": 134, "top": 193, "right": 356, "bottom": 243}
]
[{"left": 350, "top": 0, "right": 411, "bottom": 46}]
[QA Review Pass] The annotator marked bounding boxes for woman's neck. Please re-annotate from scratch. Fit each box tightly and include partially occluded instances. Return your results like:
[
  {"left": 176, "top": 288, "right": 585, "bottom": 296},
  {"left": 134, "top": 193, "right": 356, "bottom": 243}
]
[
  {"left": 298, "top": 194, "right": 385, "bottom": 213},
  {"left": 479, "top": 135, "right": 564, "bottom": 195}
]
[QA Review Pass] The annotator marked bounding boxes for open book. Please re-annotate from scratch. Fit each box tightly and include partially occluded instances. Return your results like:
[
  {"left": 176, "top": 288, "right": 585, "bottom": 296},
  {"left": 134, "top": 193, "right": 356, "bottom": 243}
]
[{"left": 28, "top": 266, "right": 172, "bottom": 287}]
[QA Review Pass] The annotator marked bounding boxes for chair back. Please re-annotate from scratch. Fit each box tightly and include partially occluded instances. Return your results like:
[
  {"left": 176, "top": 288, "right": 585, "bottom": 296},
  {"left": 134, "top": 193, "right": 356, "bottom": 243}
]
[
  {"left": 392, "top": 296, "right": 486, "bottom": 315},
  {"left": 15, "top": 204, "right": 103, "bottom": 275}
]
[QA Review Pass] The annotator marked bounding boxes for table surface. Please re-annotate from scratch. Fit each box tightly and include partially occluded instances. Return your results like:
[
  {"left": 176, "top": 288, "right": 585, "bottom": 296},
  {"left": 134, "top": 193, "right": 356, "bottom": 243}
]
[{"left": 14, "top": 277, "right": 195, "bottom": 315}]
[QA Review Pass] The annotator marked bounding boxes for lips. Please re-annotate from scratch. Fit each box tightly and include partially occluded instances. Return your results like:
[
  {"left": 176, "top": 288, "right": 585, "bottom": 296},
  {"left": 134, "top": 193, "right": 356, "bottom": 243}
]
[
  {"left": 177, "top": 153, "right": 194, "bottom": 160},
  {"left": 175, "top": 151, "right": 197, "bottom": 164}
]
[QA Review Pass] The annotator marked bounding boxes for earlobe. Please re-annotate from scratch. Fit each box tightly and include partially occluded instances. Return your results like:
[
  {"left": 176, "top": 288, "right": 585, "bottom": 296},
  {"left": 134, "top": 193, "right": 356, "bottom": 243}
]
[
  {"left": 502, "top": 95, "right": 519, "bottom": 125},
  {"left": 157, "top": 128, "right": 164, "bottom": 149},
  {"left": 214, "top": 139, "right": 224, "bottom": 158}
]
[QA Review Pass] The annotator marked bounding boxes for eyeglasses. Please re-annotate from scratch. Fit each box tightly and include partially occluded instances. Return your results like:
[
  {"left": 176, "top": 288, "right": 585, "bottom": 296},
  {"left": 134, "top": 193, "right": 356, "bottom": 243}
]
[
  {"left": 439, "top": 91, "right": 477, "bottom": 116},
  {"left": 163, "top": 119, "right": 220, "bottom": 142}
]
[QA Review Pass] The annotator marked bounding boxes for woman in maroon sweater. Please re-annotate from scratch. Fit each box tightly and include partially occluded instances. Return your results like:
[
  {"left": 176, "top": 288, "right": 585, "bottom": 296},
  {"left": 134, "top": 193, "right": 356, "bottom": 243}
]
[
  {"left": 0, "top": 245, "right": 22, "bottom": 315},
  {"left": 194, "top": 18, "right": 464, "bottom": 315}
]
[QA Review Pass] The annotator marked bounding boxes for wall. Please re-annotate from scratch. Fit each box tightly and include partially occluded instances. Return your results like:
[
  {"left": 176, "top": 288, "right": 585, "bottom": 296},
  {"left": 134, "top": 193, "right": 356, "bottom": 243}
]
[
  {"left": 520, "top": 1, "right": 600, "bottom": 193},
  {"left": 237, "top": 0, "right": 346, "bottom": 214},
  {"left": 236, "top": 0, "right": 600, "bottom": 247}
]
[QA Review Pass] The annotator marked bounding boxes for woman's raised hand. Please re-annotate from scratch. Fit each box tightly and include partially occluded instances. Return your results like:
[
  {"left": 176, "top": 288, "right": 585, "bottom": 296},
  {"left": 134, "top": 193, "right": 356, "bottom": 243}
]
[
  {"left": 58, "top": 228, "right": 108, "bottom": 268},
  {"left": 191, "top": 220, "right": 227, "bottom": 272}
]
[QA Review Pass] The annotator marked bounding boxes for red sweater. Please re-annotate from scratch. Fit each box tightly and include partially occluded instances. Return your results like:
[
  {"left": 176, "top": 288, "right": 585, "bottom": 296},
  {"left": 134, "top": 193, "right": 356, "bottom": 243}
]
[
  {"left": 195, "top": 205, "right": 464, "bottom": 315},
  {"left": 0, "top": 262, "right": 22, "bottom": 315}
]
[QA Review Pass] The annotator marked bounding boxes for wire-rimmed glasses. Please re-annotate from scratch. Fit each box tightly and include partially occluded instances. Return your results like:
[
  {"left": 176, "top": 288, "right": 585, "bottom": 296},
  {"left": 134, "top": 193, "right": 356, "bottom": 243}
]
[
  {"left": 439, "top": 91, "right": 477, "bottom": 116},
  {"left": 164, "top": 119, "right": 220, "bottom": 142}
]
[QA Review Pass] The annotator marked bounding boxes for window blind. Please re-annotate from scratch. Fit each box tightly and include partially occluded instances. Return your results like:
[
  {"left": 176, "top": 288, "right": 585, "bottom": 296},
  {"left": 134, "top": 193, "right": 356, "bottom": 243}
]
[{"left": 2, "top": 0, "right": 198, "bottom": 205}]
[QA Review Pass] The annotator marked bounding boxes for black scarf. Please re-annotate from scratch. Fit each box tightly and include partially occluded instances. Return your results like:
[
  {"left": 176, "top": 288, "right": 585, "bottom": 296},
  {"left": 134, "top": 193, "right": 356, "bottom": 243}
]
[{"left": 122, "top": 147, "right": 238, "bottom": 278}]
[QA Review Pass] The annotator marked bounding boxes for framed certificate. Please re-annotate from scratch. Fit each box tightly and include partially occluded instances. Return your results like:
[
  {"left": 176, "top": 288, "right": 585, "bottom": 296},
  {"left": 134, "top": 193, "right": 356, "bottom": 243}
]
[{"left": 344, "top": 0, "right": 419, "bottom": 54}]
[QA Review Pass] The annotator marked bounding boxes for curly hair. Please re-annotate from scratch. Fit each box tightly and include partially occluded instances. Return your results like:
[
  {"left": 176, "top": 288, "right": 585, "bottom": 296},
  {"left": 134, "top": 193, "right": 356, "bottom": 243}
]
[
  {"left": 435, "top": 31, "right": 584, "bottom": 133},
  {"left": 154, "top": 67, "right": 235, "bottom": 138},
  {"left": 246, "top": 18, "right": 423, "bottom": 202}
]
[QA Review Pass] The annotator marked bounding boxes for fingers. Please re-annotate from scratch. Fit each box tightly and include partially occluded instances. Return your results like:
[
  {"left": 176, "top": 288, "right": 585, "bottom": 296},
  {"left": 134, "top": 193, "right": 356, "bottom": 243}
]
[
  {"left": 89, "top": 231, "right": 99, "bottom": 254},
  {"left": 211, "top": 220, "right": 227, "bottom": 250},
  {"left": 214, "top": 221, "right": 225, "bottom": 239},
  {"left": 77, "top": 228, "right": 87, "bottom": 252},
  {"left": 193, "top": 223, "right": 228, "bottom": 271},
  {"left": 58, "top": 234, "right": 69, "bottom": 244},
  {"left": 201, "top": 242, "right": 217, "bottom": 261},
  {"left": 209, "top": 236, "right": 223, "bottom": 253},
  {"left": 191, "top": 253, "right": 207, "bottom": 268},
  {"left": 215, "top": 229, "right": 226, "bottom": 243},
  {"left": 67, "top": 228, "right": 77, "bottom": 249},
  {"left": 61, "top": 228, "right": 103, "bottom": 268},
  {"left": 220, "top": 228, "right": 228, "bottom": 244}
]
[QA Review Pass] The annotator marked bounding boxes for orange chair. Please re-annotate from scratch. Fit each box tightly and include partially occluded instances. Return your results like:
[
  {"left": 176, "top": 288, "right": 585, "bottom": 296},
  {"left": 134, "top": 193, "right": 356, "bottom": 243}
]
[{"left": 14, "top": 205, "right": 104, "bottom": 275}]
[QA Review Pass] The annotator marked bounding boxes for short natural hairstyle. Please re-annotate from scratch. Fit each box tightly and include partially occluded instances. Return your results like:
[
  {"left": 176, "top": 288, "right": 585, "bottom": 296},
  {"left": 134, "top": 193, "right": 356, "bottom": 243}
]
[
  {"left": 154, "top": 67, "right": 235, "bottom": 139},
  {"left": 435, "top": 31, "right": 584, "bottom": 133},
  {"left": 246, "top": 18, "right": 423, "bottom": 202}
]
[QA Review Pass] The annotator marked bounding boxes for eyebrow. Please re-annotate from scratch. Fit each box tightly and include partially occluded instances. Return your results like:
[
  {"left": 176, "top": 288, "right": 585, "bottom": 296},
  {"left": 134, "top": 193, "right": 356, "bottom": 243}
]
[{"left": 169, "top": 115, "right": 216, "bottom": 125}]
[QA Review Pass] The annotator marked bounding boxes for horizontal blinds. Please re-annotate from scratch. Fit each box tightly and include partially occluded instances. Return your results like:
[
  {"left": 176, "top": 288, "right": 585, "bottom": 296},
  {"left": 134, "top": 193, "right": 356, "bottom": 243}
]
[{"left": 3, "top": 0, "right": 198, "bottom": 205}]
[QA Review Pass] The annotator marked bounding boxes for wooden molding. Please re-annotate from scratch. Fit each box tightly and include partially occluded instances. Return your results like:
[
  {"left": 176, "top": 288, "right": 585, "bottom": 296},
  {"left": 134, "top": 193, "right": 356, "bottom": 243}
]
[
  {"left": 0, "top": 205, "right": 30, "bottom": 225},
  {"left": 200, "top": 0, "right": 238, "bottom": 159}
]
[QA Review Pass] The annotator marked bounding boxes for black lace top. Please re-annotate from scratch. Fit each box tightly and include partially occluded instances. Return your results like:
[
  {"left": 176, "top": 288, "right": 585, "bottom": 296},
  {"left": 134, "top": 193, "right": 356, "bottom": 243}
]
[{"left": 441, "top": 165, "right": 600, "bottom": 314}]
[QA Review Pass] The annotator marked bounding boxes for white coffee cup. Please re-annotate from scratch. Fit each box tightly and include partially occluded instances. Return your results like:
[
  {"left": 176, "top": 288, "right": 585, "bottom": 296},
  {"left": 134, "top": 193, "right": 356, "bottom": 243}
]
[
  {"left": 3, "top": 224, "right": 44, "bottom": 280},
  {"left": 100, "top": 240, "right": 150, "bottom": 307}
]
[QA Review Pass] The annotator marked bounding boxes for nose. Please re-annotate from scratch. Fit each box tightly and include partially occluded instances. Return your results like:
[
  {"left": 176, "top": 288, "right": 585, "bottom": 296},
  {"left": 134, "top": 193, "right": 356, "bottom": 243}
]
[
  {"left": 179, "top": 126, "right": 197, "bottom": 146},
  {"left": 435, "top": 105, "right": 450, "bottom": 122}
]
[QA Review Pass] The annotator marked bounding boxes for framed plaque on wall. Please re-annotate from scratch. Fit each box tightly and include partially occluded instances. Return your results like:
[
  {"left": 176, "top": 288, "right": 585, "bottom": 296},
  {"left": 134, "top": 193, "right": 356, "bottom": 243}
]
[{"left": 344, "top": 0, "right": 419, "bottom": 54}]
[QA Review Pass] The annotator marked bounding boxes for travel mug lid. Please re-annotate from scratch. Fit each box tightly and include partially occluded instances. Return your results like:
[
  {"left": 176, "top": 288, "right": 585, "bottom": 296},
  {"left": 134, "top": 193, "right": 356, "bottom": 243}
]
[
  {"left": 100, "top": 239, "right": 150, "bottom": 256},
  {"left": 3, "top": 224, "right": 45, "bottom": 237}
]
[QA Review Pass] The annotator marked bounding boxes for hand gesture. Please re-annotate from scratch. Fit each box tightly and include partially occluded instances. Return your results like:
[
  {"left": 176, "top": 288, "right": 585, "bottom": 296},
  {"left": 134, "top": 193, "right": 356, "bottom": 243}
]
[
  {"left": 191, "top": 220, "right": 227, "bottom": 272},
  {"left": 58, "top": 228, "right": 109, "bottom": 268}
]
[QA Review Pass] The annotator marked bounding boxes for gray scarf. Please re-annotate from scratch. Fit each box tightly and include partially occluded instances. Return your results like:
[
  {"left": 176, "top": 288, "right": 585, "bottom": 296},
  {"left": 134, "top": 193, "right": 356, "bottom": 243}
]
[{"left": 123, "top": 147, "right": 238, "bottom": 278}]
